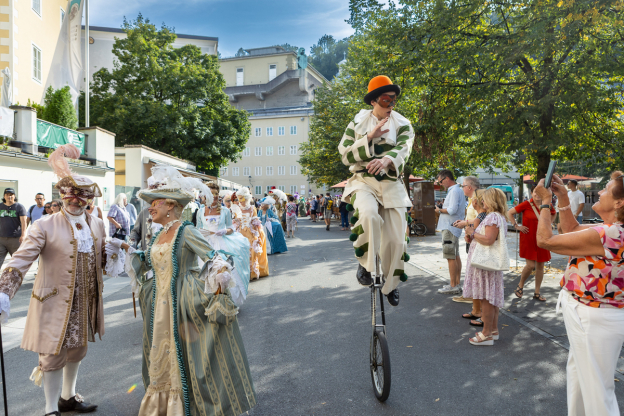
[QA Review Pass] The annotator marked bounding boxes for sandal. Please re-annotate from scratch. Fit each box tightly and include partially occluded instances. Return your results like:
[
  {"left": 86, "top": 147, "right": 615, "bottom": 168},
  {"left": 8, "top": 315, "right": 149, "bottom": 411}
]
[
  {"left": 514, "top": 285, "right": 524, "bottom": 299},
  {"left": 469, "top": 318, "right": 483, "bottom": 327},
  {"left": 491, "top": 330, "right": 499, "bottom": 340},
  {"left": 533, "top": 293, "right": 546, "bottom": 302},
  {"left": 462, "top": 312, "right": 481, "bottom": 320},
  {"left": 469, "top": 332, "right": 494, "bottom": 346}
]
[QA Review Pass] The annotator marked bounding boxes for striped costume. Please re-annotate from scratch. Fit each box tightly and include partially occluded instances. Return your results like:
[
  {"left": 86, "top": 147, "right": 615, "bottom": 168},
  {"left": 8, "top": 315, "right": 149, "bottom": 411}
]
[{"left": 339, "top": 109, "right": 415, "bottom": 294}]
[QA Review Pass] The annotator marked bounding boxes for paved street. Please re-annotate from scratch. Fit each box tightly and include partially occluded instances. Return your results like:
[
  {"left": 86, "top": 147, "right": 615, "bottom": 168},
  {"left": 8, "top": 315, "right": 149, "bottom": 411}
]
[{"left": 2, "top": 219, "right": 624, "bottom": 415}]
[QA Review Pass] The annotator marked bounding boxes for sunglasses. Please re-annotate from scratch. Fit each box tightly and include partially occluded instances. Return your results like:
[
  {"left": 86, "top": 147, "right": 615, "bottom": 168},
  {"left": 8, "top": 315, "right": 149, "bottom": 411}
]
[
  {"left": 51, "top": 204, "right": 59, "bottom": 207},
  {"left": 377, "top": 94, "right": 397, "bottom": 108}
]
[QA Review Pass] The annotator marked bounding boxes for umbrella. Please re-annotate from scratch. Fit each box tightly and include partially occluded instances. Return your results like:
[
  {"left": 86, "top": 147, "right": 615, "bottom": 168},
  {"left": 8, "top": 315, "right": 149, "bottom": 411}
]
[{"left": 1, "top": 68, "right": 11, "bottom": 108}]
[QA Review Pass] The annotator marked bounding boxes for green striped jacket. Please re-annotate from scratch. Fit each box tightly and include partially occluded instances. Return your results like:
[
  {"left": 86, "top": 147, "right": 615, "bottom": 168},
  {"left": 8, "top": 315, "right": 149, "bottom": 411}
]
[{"left": 338, "top": 111, "right": 415, "bottom": 180}]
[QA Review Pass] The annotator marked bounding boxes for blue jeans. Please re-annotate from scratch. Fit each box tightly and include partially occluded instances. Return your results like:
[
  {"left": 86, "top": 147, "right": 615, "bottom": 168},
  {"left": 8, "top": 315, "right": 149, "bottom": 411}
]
[{"left": 340, "top": 212, "right": 349, "bottom": 228}]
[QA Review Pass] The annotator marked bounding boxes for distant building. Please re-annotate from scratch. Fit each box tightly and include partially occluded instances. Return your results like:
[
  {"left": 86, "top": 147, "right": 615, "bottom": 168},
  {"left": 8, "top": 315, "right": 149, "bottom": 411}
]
[{"left": 219, "top": 46, "right": 328, "bottom": 197}]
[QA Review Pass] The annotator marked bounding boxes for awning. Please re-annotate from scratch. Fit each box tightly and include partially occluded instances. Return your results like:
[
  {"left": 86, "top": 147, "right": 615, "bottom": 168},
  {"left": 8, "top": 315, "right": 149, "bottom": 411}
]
[
  {"left": 331, "top": 180, "right": 348, "bottom": 188},
  {"left": 147, "top": 158, "right": 217, "bottom": 181}
]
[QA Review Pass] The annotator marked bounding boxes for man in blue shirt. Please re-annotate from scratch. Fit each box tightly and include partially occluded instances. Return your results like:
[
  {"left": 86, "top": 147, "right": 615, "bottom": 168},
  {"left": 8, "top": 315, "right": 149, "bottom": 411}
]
[
  {"left": 435, "top": 170, "right": 465, "bottom": 295},
  {"left": 26, "top": 193, "right": 46, "bottom": 226}
]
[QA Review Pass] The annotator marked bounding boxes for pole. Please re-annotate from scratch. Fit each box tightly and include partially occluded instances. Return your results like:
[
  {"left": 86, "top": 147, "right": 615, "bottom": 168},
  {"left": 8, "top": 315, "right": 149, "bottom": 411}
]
[
  {"left": 0, "top": 323, "right": 8, "bottom": 416},
  {"left": 85, "top": 0, "right": 90, "bottom": 128}
]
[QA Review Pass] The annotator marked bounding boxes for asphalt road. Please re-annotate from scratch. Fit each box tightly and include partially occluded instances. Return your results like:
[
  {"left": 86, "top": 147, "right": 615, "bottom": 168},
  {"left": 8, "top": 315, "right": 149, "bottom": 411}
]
[{"left": 3, "top": 220, "right": 624, "bottom": 415}]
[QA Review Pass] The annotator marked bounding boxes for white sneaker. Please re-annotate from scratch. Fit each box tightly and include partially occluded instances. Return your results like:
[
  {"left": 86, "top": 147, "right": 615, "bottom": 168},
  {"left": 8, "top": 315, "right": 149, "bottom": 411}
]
[
  {"left": 437, "top": 285, "right": 451, "bottom": 293},
  {"left": 439, "top": 286, "right": 462, "bottom": 295}
]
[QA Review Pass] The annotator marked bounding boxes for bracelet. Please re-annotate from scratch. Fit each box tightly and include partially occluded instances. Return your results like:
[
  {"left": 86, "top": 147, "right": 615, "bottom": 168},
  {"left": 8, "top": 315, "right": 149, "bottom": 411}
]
[{"left": 558, "top": 204, "right": 571, "bottom": 211}]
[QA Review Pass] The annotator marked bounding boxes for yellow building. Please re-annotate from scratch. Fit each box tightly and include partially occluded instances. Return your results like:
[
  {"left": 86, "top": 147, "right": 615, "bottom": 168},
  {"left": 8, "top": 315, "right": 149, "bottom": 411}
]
[{"left": 0, "top": 0, "right": 68, "bottom": 105}]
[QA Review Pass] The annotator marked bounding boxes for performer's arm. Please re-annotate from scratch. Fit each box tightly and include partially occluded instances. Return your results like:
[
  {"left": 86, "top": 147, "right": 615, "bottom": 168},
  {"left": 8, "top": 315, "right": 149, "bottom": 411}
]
[
  {"left": 338, "top": 121, "right": 373, "bottom": 166},
  {"left": 0, "top": 221, "right": 46, "bottom": 299},
  {"left": 381, "top": 123, "right": 415, "bottom": 177}
]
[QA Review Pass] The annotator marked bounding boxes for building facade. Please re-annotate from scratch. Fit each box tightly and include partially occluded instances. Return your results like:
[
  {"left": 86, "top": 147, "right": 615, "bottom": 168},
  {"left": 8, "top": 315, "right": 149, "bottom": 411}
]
[
  {"left": 0, "top": 0, "right": 68, "bottom": 105},
  {"left": 219, "top": 46, "right": 327, "bottom": 197}
]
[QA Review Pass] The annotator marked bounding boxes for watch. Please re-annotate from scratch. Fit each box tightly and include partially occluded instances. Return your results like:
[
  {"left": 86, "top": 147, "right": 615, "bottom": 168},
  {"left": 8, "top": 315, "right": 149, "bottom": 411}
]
[{"left": 539, "top": 204, "right": 551, "bottom": 210}]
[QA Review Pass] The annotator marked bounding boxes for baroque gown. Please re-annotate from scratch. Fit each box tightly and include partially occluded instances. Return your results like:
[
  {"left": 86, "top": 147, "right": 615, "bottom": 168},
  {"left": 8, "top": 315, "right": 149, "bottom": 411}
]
[{"left": 231, "top": 205, "right": 268, "bottom": 279}]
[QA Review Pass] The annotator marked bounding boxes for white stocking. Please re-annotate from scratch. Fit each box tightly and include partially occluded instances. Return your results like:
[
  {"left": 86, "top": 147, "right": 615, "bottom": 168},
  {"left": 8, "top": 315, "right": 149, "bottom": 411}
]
[
  {"left": 43, "top": 369, "right": 63, "bottom": 414},
  {"left": 61, "top": 361, "right": 80, "bottom": 400}
]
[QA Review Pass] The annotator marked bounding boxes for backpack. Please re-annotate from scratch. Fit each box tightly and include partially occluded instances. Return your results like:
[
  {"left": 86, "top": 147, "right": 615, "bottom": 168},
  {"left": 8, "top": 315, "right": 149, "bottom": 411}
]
[{"left": 326, "top": 199, "right": 333, "bottom": 210}]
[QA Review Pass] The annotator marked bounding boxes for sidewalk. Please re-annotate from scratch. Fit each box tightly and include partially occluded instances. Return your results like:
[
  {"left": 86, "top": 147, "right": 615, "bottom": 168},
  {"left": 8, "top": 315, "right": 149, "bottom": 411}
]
[{"left": 406, "top": 231, "right": 624, "bottom": 375}]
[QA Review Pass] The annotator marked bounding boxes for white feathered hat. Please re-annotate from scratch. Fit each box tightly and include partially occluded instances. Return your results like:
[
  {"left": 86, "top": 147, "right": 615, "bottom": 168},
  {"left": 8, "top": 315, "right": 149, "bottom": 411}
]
[
  {"left": 138, "top": 165, "right": 213, "bottom": 207},
  {"left": 269, "top": 188, "right": 287, "bottom": 202},
  {"left": 260, "top": 196, "right": 276, "bottom": 206},
  {"left": 219, "top": 190, "right": 234, "bottom": 201}
]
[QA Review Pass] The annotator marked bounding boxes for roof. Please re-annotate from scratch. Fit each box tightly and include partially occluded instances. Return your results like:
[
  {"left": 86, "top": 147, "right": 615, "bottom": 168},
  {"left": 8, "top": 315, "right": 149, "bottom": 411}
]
[{"left": 83, "top": 26, "right": 218, "bottom": 42}]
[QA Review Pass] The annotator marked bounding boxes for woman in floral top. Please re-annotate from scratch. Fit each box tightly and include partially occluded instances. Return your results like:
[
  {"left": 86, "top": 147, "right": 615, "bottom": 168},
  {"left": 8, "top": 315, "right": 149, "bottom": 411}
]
[{"left": 535, "top": 172, "right": 624, "bottom": 416}]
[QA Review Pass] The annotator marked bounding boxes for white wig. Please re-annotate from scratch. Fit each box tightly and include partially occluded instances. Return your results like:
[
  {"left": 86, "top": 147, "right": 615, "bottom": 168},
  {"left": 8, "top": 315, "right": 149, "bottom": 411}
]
[
  {"left": 219, "top": 190, "right": 234, "bottom": 200},
  {"left": 236, "top": 187, "right": 253, "bottom": 207},
  {"left": 260, "top": 196, "right": 276, "bottom": 206}
]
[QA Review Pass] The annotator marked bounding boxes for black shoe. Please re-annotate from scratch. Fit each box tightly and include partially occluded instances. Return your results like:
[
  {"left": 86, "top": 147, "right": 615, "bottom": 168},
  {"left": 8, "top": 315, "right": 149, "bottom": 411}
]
[
  {"left": 356, "top": 264, "right": 373, "bottom": 286},
  {"left": 386, "top": 288, "right": 400, "bottom": 306},
  {"left": 45, "top": 412, "right": 61, "bottom": 416},
  {"left": 326, "top": 224, "right": 330, "bottom": 231},
  {"left": 58, "top": 394, "right": 97, "bottom": 413}
]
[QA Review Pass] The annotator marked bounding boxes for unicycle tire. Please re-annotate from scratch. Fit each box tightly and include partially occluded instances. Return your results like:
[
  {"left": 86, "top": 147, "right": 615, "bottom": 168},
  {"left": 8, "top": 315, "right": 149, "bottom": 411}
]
[{"left": 370, "top": 328, "right": 391, "bottom": 402}]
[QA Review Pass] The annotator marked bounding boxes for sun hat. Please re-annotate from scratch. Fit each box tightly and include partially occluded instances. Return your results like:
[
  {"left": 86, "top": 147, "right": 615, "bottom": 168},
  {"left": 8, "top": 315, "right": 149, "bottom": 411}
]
[
  {"left": 137, "top": 165, "right": 211, "bottom": 207},
  {"left": 364, "top": 75, "right": 401, "bottom": 105}
]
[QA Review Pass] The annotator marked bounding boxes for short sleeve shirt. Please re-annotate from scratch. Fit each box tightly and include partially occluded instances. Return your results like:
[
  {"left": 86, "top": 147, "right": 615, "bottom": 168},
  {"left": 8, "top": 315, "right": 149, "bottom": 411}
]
[
  {"left": 561, "top": 223, "right": 624, "bottom": 308},
  {"left": 27, "top": 205, "right": 46, "bottom": 223},
  {"left": 568, "top": 190, "right": 585, "bottom": 217},
  {"left": 437, "top": 184, "right": 466, "bottom": 238},
  {"left": 0, "top": 203, "right": 27, "bottom": 238}
]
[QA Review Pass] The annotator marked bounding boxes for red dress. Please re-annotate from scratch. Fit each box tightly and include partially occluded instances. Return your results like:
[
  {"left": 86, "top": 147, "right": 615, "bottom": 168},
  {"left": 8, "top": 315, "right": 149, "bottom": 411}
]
[{"left": 515, "top": 199, "right": 555, "bottom": 262}]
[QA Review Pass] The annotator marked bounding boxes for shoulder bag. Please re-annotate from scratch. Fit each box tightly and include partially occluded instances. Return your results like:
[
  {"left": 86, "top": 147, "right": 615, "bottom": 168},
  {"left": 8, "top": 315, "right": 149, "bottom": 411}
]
[{"left": 470, "top": 213, "right": 510, "bottom": 271}]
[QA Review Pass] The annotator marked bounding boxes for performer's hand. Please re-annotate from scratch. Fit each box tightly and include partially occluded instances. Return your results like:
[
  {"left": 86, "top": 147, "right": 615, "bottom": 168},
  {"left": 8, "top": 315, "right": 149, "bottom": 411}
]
[
  {"left": 215, "top": 229, "right": 227, "bottom": 237},
  {"left": 110, "top": 238, "right": 124, "bottom": 248},
  {"left": 369, "top": 117, "right": 390, "bottom": 140},
  {"left": 366, "top": 157, "right": 392, "bottom": 176},
  {"left": 105, "top": 243, "right": 121, "bottom": 256}
]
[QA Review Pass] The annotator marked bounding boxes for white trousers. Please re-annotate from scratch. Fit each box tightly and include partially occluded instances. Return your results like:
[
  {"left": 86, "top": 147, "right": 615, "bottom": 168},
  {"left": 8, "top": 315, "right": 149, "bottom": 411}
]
[
  {"left": 351, "top": 190, "right": 407, "bottom": 295},
  {"left": 559, "top": 290, "right": 624, "bottom": 416}
]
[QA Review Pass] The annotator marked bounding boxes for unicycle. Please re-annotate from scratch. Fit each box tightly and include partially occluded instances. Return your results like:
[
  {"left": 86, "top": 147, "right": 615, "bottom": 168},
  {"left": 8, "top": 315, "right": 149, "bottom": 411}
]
[{"left": 370, "top": 254, "right": 391, "bottom": 402}]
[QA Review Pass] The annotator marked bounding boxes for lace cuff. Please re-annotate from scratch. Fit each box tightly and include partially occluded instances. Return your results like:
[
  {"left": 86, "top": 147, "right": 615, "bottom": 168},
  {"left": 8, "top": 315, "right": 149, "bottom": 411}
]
[
  {"left": 198, "top": 256, "right": 234, "bottom": 294},
  {"left": 0, "top": 292, "right": 10, "bottom": 323},
  {"left": 0, "top": 267, "right": 23, "bottom": 299},
  {"left": 252, "top": 239, "right": 263, "bottom": 254},
  {"left": 105, "top": 250, "right": 126, "bottom": 278}
]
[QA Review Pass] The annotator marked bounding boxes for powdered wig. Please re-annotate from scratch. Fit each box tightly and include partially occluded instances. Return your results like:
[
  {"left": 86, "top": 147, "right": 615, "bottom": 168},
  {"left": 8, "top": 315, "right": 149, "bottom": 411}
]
[
  {"left": 482, "top": 188, "right": 508, "bottom": 217},
  {"left": 261, "top": 196, "right": 276, "bottom": 206},
  {"left": 219, "top": 190, "right": 233, "bottom": 201},
  {"left": 47, "top": 144, "right": 80, "bottom": 179},
  {"left": 236, "top": 187, "right": 253, "bottom": 207},
  {"left": 164, "top": 199, "right": 184, "bottom": 218}
]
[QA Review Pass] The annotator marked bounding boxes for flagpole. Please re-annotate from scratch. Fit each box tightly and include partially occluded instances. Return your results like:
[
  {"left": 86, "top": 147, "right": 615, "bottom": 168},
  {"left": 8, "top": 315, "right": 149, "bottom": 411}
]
[{"left": 85, "top": 0, "right": 89, "bottom": 128}]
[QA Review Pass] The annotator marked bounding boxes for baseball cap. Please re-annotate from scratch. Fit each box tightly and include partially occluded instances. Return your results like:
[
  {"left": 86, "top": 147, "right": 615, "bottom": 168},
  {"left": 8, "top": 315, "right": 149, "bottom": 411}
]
[{"left": 3, "top": 188, "right": 15, "bottom": 195}]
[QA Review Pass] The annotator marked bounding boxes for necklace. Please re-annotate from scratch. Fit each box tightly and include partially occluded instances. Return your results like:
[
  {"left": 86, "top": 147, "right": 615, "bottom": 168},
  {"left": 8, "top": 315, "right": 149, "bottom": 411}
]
[{"left": 162, "top": 220, "right": 180, "bottom": 234}]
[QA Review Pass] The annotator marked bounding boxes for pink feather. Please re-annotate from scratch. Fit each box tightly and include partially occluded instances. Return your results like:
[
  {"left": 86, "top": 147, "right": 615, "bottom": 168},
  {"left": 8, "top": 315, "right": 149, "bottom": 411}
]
[{"left": 47, "top": 144, "right": 80, "bottom": 179}]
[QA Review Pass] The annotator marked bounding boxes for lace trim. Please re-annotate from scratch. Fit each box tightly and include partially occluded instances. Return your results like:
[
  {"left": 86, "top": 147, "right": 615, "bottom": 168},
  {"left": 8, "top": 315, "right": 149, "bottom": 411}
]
[
  {"left": 145, "top": 382, "right": 183, "bottom": 396},
  {"left": 148, "top": 340, "right": 173, "bottom": 381},
  {"left": 251, "top": 258, "right": 259, "bottom": 278},
  {"left": 204, "top": 300, "right": 239, "bottom": 317},
  {"left": 252, "top": 239, "right": 263, "bottom": 254},
  {"left": 0, "top": 267, "right": 23, "bottom": 299}
]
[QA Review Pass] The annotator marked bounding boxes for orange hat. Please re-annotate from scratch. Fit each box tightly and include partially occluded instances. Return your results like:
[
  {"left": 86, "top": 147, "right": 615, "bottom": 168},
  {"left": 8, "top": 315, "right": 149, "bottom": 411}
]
[{"left": 364, "top": 75, "right": 401, "bottom": 105}]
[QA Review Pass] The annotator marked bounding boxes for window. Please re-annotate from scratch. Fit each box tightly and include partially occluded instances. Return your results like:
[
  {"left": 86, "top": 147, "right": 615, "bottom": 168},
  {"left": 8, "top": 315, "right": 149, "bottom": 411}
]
[
  {"left": 278, "top": 146, "right": 285, "bottom": 155},
  {"left": 290, "top": 165, "right": 298, "bottom": 175},
  {"left": 32, "top": 0, "right": 41, "bottom": 16},
  {"left": 278, "top": 126, "right": 285, "bottom": 136},
  {"left": 255, "top": 128, "right": 261, "bottom": 137},
  {"left": 266, "top": 166, "right": 273, "bottom": 176},
  {"left": 278, "top": 185, "right": 285, "bottom": 191},
  {"left": 255, "top": 147, "right": 262, "bottom": 156},
  {"left": 232, "top": 167, "right": 239, "bottom": 176},
  {"left": 266, "top": 146, "right": 273, "bottom": 156},
  {"left": 236, "top": 68, "right": 244, "bottom": 86},
  {"left": 290, "top": 126, "right": 297, "bottom": 135},
  {"left": 290, "top": 145, "right": 298, "bottom": 155},
  {"left": 290, "top": 185, "right": 297, "bottom": 194},
  {"left": 32, "top": 44, "right": 42, "bottom": 83},
  {"left": 243, "top": 167, "right": 250, "bottom": 176},
  {"left": 243, "top": 147, "right": 250, "bottom": 157},
  {"left": 255, "top": 166, "right": 262, "bottom": 176},
  {"left": 278, "top": 166, "right": 285, "bottom": 175},
  {"left": 60, "top": 7, "right": 65, "bottom": 25},
  {"left": 266, "top": 185, "right": 272, "bottom": 193},
  {"left": 220, "top": 167, "right": 228, "bottom": 177},
  {"left": 269, "top": 64, "right": 277, "bottom": 81},
  {"left": 255, "top": 186, "right": 262, "bottom": 195},
  {"left": 266, "top": 127, "right": 273, "bottom": 136}
]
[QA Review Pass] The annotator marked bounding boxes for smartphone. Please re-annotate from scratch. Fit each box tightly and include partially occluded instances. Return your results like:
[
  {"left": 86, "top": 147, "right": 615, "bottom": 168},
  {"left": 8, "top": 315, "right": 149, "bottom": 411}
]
[{"left": 544, "top": 160, "right": 557, "bottom": 188}]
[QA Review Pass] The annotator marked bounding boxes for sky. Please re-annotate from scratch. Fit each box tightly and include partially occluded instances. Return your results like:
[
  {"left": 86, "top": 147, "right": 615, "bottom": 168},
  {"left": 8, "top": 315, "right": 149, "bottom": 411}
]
[{"left": 88, "top": 0, "right": 356, "bottom": 57}]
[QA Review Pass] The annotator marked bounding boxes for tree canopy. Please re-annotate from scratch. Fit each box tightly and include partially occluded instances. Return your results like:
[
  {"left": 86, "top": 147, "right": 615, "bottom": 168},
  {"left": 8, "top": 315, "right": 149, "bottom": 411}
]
[
  {"left": 84, "top": 15, "right": 250, "bottom": 173},
  {"left": 308, "top": 35, "right": 350, "bottom": 80}
]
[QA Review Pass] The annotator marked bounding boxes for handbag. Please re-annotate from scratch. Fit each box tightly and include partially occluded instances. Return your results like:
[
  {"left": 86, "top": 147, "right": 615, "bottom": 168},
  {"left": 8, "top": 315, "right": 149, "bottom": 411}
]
[{"left": 470, "top": 213, "right": 510, "bottom": 271}]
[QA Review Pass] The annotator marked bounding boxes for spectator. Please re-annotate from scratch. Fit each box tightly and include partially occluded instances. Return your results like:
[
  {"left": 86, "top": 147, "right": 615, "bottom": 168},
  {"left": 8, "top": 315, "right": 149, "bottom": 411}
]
[
  {"left": 453, "top": 176, "right": 480, "bottom": 303},
  {"left": 107, "top": 193, "right": 130, "bottom": 239},
  {"left": 285, "top": 195, "right": 298, "bottom": 238},
  {"left": 463, "top": 188, "right": 509, "bottom": 345},
  {"left": 50, "top": 199, "right": 62, "bottom": 213},
  {"left": 339, "top": 200, "right": 349, "bottom": 231},
  {"left": 508, "top": 187, "right": 556, "bottom": 301},
  {"left": 125, "top": 197, "right": 138, "bottom": 230},
  {"left": 567, "top": 179, "right": 585, "bottom": 224},
  {"left": 86, "top": 203, "right": 103, "bottom": 220},
  {"left": 26, "top": 193, "right": 46, "bottom": 225},
  {"left": 324, "top": 192, "right": 333, "bottom": 231},
  {"left": 0, "top": 188, "right": 27, "bottom": 266},
  {"left": 310, "top": 196, "right": 318, "bottom": 222},
  {"left": 317, "top": 194, "right": 325, "bottom": 221},
  {"left": 42, "top": 202, "right": 52, "bottom": 217},
  {"left": 535, "top": 173, "right": 624, "bottom": 415},
  {"left": 435, "top": 169, "right": 466, "bottom": 295}
]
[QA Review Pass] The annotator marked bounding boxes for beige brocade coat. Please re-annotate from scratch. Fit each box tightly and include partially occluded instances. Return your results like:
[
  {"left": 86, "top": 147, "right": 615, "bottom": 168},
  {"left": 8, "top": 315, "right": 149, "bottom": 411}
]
[{"left": 0, "top": 210, "right": 106, "bottom": 355}]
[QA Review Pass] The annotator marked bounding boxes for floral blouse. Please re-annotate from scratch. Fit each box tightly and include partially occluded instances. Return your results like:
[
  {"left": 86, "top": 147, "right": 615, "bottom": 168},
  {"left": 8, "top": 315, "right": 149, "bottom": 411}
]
[{"left": 560, "top": 223, "right": 624, "bottom": 308}]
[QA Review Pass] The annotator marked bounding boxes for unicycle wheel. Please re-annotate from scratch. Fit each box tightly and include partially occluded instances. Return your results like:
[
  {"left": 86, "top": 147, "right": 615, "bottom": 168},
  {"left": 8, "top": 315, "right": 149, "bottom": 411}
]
[{"left": 370, "top": 328, "right": 391, "bottom": 401}]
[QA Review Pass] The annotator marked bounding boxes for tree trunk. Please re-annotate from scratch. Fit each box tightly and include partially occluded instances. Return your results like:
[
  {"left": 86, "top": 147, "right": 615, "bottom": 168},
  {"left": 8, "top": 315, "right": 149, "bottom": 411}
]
[{"left": 536, "top": 150, "right": 551, "bottom": 183}]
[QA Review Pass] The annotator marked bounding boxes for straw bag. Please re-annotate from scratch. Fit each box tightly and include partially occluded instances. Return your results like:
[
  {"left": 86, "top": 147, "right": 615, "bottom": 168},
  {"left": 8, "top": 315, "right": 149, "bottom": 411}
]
[{"left": 470, "top": 213, "right": 510, "bottom": 271}]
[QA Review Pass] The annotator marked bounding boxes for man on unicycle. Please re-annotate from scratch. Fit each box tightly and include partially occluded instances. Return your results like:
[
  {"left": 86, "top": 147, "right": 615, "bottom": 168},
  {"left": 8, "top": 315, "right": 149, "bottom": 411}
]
[{"left": 339, "top": 75, "right": 415, "bottom": 306}]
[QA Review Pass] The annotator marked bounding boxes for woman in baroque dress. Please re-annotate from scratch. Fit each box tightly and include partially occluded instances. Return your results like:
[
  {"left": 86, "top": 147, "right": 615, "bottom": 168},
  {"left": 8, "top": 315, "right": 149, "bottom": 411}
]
[
  {"left": 230, "top": 187, "right": 269, "bottom": 279},
  {"left": 258, "top": 197, "right": 288, "bottom": 254},
  {"left": 120, "top": 166, "right": 256, "bottom": 416},
  {"left": 196, "top": 182, "right": 250, "bottom": 306}
]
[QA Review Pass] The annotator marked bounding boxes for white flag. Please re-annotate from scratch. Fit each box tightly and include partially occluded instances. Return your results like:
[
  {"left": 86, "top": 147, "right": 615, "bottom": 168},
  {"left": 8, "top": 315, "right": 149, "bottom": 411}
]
[{"left": 43, "top": 0, "right": 84, "bottom": 104}]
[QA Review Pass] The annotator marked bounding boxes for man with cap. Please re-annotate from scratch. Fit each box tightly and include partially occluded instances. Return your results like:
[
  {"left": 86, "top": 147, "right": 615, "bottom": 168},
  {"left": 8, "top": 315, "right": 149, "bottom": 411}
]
[
  {"left": 0, "top": 187, "right": 27, "bottom": 266},
  {"left": 0, "top": 144, "right": 105, "bottom": 416},
  {"left": 338, "top": 75, "right": 415, "bottom": 306}
]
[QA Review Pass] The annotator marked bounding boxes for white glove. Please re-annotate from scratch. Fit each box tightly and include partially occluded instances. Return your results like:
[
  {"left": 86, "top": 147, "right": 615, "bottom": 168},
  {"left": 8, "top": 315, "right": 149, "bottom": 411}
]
[
  {"left": 215, "top": 229, "right": 227, "bottom": 237},
  {"left": 110, "top": 238, "right": 123, "bottom": 248},
  {"left": 105, "top": 242, "right": 121, "bottom": 256},
  {"left": 0, "top": 292, "right": 10, "bottom": 323}
]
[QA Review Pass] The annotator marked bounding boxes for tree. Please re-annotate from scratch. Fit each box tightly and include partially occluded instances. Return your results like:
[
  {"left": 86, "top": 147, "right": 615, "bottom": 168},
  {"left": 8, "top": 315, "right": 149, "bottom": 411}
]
[
  {"left": 234, "top": 47, "right": 248, "bottom": 57},
  {"left": 348, "top": 0, "right": 624, "bottom": 179},
  {"left": 84, "top": 14, "right": 250, "bottom": 172},
  {"left": 308, "top": 35, "right": 350, "bottom": 80},
  {"left": 42, "top": 86, "right": 78, "bottom": 130},
  {"left": 278, "top": 43, "right": 299, "bottom": 52}
]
